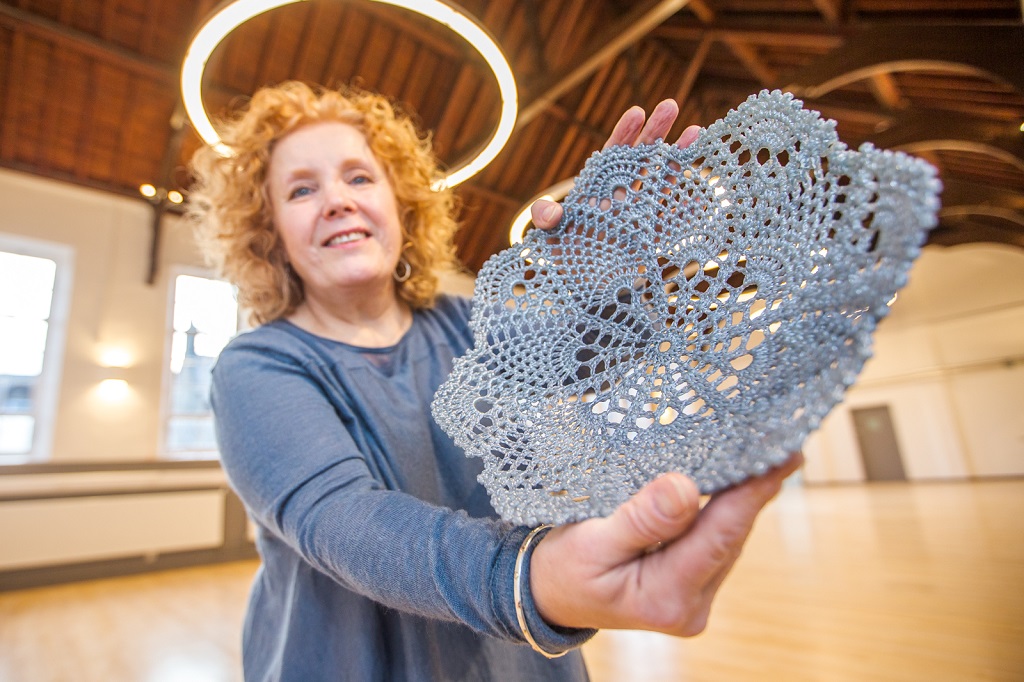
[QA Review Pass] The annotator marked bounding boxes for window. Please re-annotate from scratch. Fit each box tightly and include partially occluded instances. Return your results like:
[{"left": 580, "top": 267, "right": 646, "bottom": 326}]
[
  {"left": 162, "top": 272, "right": 239, "bottom": 458},
  {"left": 0, "top": 234, "right": 73, "bottom": 462}
]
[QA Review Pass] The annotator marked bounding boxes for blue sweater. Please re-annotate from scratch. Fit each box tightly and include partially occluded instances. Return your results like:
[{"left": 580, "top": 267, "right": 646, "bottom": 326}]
[{"left": 211, "top": 295, "right": 593, "bottom": 681}]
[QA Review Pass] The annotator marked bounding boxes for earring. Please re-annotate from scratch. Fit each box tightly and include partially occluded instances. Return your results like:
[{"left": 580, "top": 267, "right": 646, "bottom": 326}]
[{"left": 394, "top": 257, "right": 412, "bottom": 283}]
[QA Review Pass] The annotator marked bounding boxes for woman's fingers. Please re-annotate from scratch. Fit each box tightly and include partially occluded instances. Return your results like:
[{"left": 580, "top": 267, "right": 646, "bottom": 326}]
[
  {"left": 636, "top": 99, "right": 680, "bottom": 145},
  {"left": 530, "top": 454, "right": 803, "bottom": 634},
  {"left": 675, "top": 124, "right": 701, "bottom": 149},
  {"left": 605, "top": 100, "right": 682, "bottom": 149},
  {"left": 602, "top": 106, "right": 646, "bottom": 150},
  {"left": 671, "top": 453, "right": 804, "bottom": 587},
  {"left": 530, "top": 199, "right": 563, "bottom": 230},
  {"left": 591, "top": 472, "right": 701, "bottom": 565},
  {"left": 530, "top": 472, "right": 701, "bottom": 629},
  {"left": 536, "top": 101, "right": 701, "bottom": 232}
]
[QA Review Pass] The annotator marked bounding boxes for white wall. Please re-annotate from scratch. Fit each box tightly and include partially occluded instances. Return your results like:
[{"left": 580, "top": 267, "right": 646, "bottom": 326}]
[
  {"left": 3, "top": 169, "right": 1021, "bottom": 476},
  {"left": 0, "top": 489, "right": 226, "bottom": 570},
  {"left": 0, "top": 168, "right": 207, "bottom": 462},
  {"left": 803, "top": 243, "right": 1024, "bottom": 483}
]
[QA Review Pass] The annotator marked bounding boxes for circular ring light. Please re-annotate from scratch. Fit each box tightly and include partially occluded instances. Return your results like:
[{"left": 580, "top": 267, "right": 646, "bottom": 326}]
[{"left": 181, "top": 0, "right": 518, "bottom": 190}]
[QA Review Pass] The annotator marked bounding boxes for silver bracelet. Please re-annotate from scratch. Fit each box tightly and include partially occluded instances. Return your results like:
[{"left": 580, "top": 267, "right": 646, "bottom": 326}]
[{"left": 513, "top": 524, "right": 568, "bottom": 659}]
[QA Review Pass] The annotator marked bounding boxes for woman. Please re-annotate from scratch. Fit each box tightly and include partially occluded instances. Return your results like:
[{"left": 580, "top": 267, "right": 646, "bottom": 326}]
[{"left": 190, "top": 81, "right": 800, "bottom": 681}]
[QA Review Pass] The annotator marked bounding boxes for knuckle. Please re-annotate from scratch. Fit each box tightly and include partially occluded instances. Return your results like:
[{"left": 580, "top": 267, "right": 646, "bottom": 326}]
[
  {"left": 621, "top": 501, "right": 664, "bottom": 545},
  {"left": 639, "top": 595, "right": 709, "bottom": 637},
  {"left": 706, "top": 530, "right": 744, "bottom": 566}
]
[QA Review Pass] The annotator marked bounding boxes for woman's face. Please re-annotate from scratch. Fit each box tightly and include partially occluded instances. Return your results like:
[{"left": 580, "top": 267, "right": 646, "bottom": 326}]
[{"left": 266, "top": 121, "right": 405, "bottom": 306}]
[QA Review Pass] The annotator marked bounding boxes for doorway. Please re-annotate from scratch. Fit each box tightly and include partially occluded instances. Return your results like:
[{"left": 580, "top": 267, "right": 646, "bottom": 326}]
[{"left": 851, "top": 405, "right": 907, "bottom": 481}]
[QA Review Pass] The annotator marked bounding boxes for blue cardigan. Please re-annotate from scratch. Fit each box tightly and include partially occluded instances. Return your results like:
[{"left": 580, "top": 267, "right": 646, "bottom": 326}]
[{"left": 211, "top": 295, "right": 593, "bottom": 681}]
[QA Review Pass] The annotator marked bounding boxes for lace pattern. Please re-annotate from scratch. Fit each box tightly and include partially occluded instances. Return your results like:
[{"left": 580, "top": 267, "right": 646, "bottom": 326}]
[{"left": 432, "top": 90, "right": 941, "bottom": 525}]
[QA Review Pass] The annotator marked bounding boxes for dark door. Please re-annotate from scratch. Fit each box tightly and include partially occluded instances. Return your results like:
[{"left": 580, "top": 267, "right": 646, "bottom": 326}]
[{"left": 851, "top": 405, "right": 907, "bottom": 481}]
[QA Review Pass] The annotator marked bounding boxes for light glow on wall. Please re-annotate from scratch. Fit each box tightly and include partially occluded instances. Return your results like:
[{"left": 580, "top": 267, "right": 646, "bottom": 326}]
[
  {"left": 96, "top": 379, "right": 131, "bottom": 402},
  {"left": 100, "top": 347, "right": 134, "bottom": 369}
]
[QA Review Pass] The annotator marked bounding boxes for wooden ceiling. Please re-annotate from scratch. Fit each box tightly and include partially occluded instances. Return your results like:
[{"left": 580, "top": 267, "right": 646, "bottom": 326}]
[{"left": 1, "top": 0, "right": 1022, "bottom": 274}]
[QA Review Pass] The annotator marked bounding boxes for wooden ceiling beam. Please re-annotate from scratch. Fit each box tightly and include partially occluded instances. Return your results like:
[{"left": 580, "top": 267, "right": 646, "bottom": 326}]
[
  {"left": 57, "top": 0, "right": 74, "bottom": 24},
  {"left": 359, "top": 2, "right": 467, "bottom": 61},
  {"left": 545, "top": 0, "right": 589, "bottom": 72},
  {"left": 0, "top": 3, "right": 170, "bottom": 82},
  {"left": 531, "top": 63, "right": 618, "bottom": 192},
  {"left": 522, "top": 0, "right": 548, "bottom": 75},
  {"left": 677, "top": 79, "right": 894, "bottom": 124},
  {"left": 721, "top": 37, "right": 776, "bottom": 87},
  {"left": 869, "top": 72, "right": 908, "bottom": 110},
  {"left": 942, "top": 204, "right": 1024, "bottom": 228},
  {"left": 783, "top": 25, "right": 1024, "bottom": 98},
  {"left": 809, "top": 0, "right": 842, "bottom": 26},
  {"left": 653, "top": 23, "right": 845, "bottom": 50},
  {"left": 0, "top": 31, "right": 26, "bottom": 162},
  {"left": 930, "top": 217, "right": 1024, "bottom": 249},
  {"left": 0, "top": 158, "right": 148, "bottom": 203},
  {"left": 516, "top": 0, "right": 690, "bottom": 130},
  {"left": 674, "top": 35, "right": 713, "bottom": 105},
  {"left": 543, "top": 103, "right": 609, "bottom": 141},
  {"left": 685, "top": 0, "right": 716, "bottom": 23},
  {"left": 872, "top": 109, "right": 1023, "bottom": 146},
  {"left": 939, "top": 178, "right": 1024, "bottom": 212},
  {"left": 899, "top": 140, "right": 1024, "bottom": 174},
  {"left": 459, "top": 182, "right": 519, "bottom": 209},
  {"left": 0, "top": 3, "right": 248, "bottom": 103}
]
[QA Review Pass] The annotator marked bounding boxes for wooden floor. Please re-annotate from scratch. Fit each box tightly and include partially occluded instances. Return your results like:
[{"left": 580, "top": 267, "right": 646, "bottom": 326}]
[{"left": 1, "top": 479, "right": 1021, "bottom": 682}]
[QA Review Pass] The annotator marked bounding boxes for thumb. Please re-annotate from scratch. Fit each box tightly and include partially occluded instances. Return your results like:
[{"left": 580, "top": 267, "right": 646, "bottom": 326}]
[
  {"left": 530, "top": 199, "right": 563, "bottom": 230},
  {"left": 599, "top": 473, "right": 700, "bottom": 564}
]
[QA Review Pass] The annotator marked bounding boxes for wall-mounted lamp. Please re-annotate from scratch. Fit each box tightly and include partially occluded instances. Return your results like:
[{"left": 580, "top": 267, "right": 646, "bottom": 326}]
[
  {"left": 95, "top": 347, "right": 134, "bottom": 402},
  {"left": 96, "top": 378, "right": 131, "bottom": 402}
]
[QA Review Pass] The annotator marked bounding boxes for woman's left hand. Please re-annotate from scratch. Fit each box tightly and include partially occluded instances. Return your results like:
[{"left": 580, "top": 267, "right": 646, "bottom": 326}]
[
  {"left": 530, "top": 99, "right": 701, "bottom": 229},
  {"left": 529, "top": 453, "right": 803, "bottom": 635}
]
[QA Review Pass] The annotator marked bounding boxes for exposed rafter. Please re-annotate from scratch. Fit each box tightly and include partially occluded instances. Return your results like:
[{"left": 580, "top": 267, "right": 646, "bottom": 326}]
[
  {"left": 0, "top": 2, "right": 247, "bottom": 101},
  {"left": 783, "top": 25, "right": 1024, "bottom": 97},
  {"left": 0, "top": 0, "right": 1020, "bottom": 272},
  {"left": 721, "top": 36, "right": 776, "bottom": 86},
  {"left": 674, "top": 35, "right": 713, "bottom": 104},
  {"left": 931, "top": 218, "right": 1024, "bottom": 248},
  {"left": 872, "top": 110, "right": 1024, "bottom": 167},
  {"left": 809, "top": 0, "right": 842, "bottom": 25},
  {"left": 516, "top": 0, "right": 690, "bottom": 129},
  {"left": 869, "top": 73, "right": 908, "bottom": 111},
  {"left": 653, "top": 22, "right": 846, "bottom": 49},
  {"left": 940, "top": 178, "right": 1024, "bottom": 211},
  {"left": 0, "top": 2, "right": 171, "bottom": 82}
]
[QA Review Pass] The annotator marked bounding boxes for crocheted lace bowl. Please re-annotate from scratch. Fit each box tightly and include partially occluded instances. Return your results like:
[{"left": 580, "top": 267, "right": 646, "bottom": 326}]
[{"left": 432, "top": 90, "right": 941, "bottom": 526}]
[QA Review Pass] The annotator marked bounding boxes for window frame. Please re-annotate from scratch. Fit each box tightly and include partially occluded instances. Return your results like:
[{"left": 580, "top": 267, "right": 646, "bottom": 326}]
[
  {"left": 0, "top": 232, "right": 74, "bottom": 463},
  {"left": 159, "top": 265, "right": 241, "bottom": 460}
]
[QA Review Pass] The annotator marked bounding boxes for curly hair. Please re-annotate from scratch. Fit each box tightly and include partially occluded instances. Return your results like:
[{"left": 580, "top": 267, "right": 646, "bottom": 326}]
[{"left": 188, "top": 81, "right": 461, "bottom": 325}]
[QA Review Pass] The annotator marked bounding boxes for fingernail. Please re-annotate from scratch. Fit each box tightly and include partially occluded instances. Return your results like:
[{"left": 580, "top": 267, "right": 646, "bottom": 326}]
[
  {"left": 542, "top": 203, "right": 558, "bottom": 222},
  {"left": 654, "top": 475, "right": 691, "bottom": 518}
]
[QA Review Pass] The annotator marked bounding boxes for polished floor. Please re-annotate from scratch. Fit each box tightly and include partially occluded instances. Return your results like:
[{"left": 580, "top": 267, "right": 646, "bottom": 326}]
[{"left": 1, "top": 479, "right": 1021, "bottom": 682}]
